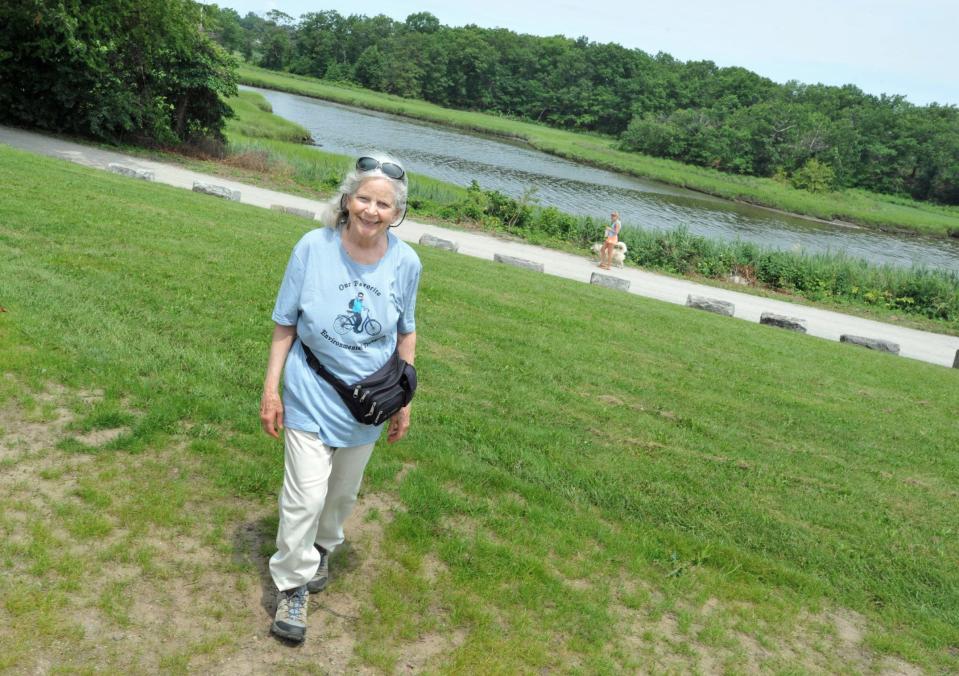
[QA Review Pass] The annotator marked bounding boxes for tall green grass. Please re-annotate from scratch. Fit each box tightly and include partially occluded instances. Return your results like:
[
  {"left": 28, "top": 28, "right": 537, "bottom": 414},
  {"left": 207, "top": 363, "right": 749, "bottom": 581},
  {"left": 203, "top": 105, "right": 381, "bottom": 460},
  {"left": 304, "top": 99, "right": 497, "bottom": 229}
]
[
  {"left": 238, "top": 64, "right": 959, "bottom": 238},
  {"left": 619, "top": 228, "right": 959, "bottom": 324},
  {"left": 1, "top": 145, "right": 958, "bottom": 671}
]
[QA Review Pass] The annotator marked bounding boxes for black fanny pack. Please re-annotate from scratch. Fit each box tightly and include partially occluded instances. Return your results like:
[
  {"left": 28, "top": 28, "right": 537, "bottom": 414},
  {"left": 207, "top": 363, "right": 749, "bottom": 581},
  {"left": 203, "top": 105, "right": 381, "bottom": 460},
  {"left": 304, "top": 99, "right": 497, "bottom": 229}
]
[{"left": 301, "top": 341, "right": 417, "bottom": 426}]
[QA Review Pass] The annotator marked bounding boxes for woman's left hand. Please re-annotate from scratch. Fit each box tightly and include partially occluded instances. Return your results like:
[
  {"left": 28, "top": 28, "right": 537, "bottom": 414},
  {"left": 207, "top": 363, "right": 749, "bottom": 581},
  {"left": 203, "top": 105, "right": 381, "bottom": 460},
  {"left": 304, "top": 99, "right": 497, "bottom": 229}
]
[{"left": 387, "top": 404, "right": 411, "bottom": 443}]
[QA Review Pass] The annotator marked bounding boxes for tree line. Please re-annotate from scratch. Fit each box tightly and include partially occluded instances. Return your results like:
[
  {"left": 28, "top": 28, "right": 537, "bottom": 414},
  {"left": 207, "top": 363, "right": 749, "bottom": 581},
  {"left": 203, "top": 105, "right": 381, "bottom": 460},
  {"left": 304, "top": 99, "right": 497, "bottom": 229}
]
[
  {"left": 0, "top": 0, "right": 237, "bottom": 147},
  {"left": 203, "top": 5, "right": 959, "bottom": 206}
]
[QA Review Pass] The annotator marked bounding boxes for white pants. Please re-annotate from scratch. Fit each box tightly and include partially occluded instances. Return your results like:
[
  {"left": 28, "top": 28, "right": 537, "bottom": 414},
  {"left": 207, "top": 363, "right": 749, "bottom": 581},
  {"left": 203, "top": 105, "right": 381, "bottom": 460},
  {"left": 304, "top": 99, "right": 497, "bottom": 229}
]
[{"left": 269, "top": 428, "right": 375, "bottom": 591}]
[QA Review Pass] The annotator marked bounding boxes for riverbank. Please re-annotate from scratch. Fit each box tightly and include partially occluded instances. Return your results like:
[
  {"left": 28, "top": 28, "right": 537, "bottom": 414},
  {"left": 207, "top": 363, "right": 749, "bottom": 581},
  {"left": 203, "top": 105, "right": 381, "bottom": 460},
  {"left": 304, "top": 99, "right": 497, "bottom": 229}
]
[
  {"left": 237, "top": 64, "right": 959, "bottom": 239},
  {"left": 2, "top": 144, "right": 957, "bottom": 672},
  {"left": 215, "top": 93, "right": 959, "bottom": 336},
  {"left": 21, "top": 90, "right": 952, "bottom": 334}
]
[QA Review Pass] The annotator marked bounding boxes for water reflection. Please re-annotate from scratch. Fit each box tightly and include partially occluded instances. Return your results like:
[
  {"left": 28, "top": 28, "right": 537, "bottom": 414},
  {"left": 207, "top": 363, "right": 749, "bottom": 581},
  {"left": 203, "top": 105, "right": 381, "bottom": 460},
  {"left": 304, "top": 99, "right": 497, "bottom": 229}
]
[{"left": 245, "top": 86, "right": 959, "bottom": 271}]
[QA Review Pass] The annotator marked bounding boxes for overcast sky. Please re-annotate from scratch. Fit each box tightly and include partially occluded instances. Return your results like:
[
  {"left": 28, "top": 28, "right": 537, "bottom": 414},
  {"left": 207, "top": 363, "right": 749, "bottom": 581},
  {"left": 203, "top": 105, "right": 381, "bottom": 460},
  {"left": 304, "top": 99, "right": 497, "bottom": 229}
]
[{"left": 214, "top": 0, "right": 958, "bottom": 106}]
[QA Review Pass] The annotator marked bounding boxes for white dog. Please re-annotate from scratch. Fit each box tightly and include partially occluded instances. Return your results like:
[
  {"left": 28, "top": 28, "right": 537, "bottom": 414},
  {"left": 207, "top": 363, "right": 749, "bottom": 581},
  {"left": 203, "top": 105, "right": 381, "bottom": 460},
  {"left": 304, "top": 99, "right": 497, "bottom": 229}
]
[{"left": 591, "top": 241, "right": 628, "bottom": 268}]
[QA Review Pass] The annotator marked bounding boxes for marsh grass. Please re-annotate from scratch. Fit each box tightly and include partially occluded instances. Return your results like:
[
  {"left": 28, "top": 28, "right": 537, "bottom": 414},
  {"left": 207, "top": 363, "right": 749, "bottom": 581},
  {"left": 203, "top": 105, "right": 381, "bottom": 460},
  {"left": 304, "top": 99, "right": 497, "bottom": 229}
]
[
  {"left": 224, "top": 90, "right": 313, "bottom": 144},
  {"left": 238, "top": 64, "right": 959, "bottom": 238},
  {"left": 2, "top": 145, "right": 957, "bottom": 672}
]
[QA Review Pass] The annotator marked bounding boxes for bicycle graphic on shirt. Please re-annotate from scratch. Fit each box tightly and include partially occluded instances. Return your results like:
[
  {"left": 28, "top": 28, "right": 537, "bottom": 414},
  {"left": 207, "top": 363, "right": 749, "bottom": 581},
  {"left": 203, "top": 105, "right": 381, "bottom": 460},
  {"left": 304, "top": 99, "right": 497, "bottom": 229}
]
[
  {"left": 335, "top": 291, "right": 382, "bottom": 337},
  {"left": 333, "top": 309, "right": 382, "bottom": 336}
]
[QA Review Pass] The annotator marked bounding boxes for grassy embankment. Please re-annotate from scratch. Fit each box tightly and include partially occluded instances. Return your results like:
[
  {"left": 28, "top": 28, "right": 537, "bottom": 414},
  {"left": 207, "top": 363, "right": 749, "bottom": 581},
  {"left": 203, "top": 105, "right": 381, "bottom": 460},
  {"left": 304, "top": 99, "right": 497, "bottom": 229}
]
[
  {"left": 222, "top": 87, "right": 314, "bottom": 144},
  {"left": 1, "top": 144, "right": 958, "bottom": 673},
  {"left": 238, "top": 63, "right": 959, "bottom": 239},
  {"left": 211, "top": 90, "right": 959, "bottom": 336},
  {"left": 213, "top": 89, "right": 468, "bottom": 206}
]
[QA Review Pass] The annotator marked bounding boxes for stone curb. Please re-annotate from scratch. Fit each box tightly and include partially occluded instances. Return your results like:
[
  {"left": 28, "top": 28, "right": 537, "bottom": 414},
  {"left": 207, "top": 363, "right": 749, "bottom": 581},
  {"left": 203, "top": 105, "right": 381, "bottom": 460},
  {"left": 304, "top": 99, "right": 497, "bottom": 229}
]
[
  {"left": 418, "top": 234, "right": 459, "bottom": 252},
  {"left": 760, "top": 312, "right": 807, "bottom": 333},
  {"left": 494, "top": 253, "right": 543, "bottom": 272},
  {"left": 108, "top": 163, "right": 154, "bottom": 181},
  {"left": 270, "top": 204, "right": 315, "bottom": 220},
  {"left": 840, "top": 335, "right": 901, "bottom": 354},
  {"left": 686, "top": 295, "right": 735, "bottom": 317},
  {"left": 192, "top": 181, "right": 240, "bottom": 201},
  {"left": 590, "top": 272, "right": 630, "bottom": 291}
]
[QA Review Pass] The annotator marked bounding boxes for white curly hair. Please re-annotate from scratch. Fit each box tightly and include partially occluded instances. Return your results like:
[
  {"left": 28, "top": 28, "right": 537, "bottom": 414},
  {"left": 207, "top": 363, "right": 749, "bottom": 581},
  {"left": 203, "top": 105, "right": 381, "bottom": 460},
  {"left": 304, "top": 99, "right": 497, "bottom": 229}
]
[{"left": 318, "top": 152, "right": 409, "bottom": 229}]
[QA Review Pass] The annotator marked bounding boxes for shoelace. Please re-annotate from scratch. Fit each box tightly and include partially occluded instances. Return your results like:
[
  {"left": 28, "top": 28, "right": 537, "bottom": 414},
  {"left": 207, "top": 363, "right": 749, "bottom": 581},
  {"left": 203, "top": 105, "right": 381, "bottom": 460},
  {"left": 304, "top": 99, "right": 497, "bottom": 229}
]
[{"left": 286, "top": 588, "right": 307, "bottom": 621}]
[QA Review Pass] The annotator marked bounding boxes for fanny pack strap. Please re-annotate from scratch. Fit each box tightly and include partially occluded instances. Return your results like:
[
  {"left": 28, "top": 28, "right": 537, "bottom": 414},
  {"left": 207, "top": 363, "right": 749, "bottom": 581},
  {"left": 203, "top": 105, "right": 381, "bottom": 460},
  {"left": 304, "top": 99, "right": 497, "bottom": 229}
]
[
  {"left": 299, "top": 340, "right": 413, "bottom": 426},
  {"left": 300, "top": 341, "right": 356, "bottom": 400}
]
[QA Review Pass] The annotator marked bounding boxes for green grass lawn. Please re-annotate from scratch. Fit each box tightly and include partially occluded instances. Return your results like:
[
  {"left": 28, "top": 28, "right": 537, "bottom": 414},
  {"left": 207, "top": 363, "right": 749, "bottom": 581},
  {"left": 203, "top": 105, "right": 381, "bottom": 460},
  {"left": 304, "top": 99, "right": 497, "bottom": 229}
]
[
  {"left": 2, "top": 145, "right": 957, "bottom": 672},
  {"left": 238, "top": 64, "right": 959, "bottom": 238}
]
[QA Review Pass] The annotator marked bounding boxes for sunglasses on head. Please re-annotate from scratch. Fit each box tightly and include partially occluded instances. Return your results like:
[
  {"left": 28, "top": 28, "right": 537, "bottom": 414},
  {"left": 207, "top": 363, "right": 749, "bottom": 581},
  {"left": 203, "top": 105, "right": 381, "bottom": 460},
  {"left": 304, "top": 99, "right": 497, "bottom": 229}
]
[{"left": 356, "top": 156, "right": 405, "bottom": 180}]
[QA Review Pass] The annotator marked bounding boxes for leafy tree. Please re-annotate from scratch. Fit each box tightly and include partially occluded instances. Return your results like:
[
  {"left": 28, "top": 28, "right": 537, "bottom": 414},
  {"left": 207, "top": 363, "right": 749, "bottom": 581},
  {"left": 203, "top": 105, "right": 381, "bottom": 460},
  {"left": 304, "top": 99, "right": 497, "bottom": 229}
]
[
  {"left": 342, "top": 14, "right": 397, "bottom": 65},
  {"left": 266, "top": 9, "right": 294, "bottom": 26},
  {"left": 0, "top": 0, "right": 237, "bottom": 145},
  {"left": 353, "top": 45, "right": 386, "bottom": 90},
  {"left": 620, "top": 113, "right": 684, "bottom": 157},
  {"left": 202, "top": 5, "right": 246, "bottom": 56},
  {"left": 288, "top": 11, "right": 345, "bottom": 77},
  {"left": 260, "top": 25, "right": 291, "bottom": 70},
  {"left": 404, "top": 12, "right": 440, "bottom": 34},
  {"left": 435, "top": 28, "right": 499, "bottom": 109}
]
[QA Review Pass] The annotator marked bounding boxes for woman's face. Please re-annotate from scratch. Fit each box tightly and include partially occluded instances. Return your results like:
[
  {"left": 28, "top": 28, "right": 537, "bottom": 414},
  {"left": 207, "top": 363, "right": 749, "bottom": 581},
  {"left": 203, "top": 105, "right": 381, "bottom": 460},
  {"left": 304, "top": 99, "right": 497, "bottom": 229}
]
[{"left": 346, "top": 177, "right": 399, "bottom": 242}]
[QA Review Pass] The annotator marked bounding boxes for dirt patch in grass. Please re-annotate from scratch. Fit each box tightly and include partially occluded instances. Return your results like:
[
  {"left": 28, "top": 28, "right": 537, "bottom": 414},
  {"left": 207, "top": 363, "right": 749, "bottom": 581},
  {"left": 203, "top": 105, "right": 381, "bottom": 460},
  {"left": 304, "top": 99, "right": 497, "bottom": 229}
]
[
  {"left": 222, "top": 149, "right": 288, "bottom": 175},
  {"left": 0, "top": 393, "right": 70, "bottom": 457},
  {"left": 192, "top": 491, "right": 407, "bottom": 675},
  {"left": 395, "top": 628, "right": 468, "bottom": 674},
  {"left": 610, "top": 582, "right": 923, "bottom": 674},
  {"left": 0, "top": 381, "right": 412, "bottom": 673}
]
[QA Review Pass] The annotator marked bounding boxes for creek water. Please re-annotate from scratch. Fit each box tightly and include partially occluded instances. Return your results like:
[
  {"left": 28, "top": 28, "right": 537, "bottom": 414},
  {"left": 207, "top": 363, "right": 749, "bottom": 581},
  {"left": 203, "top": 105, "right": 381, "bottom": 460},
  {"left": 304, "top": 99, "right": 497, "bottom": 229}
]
[{"left": 245, "top": 85, "right": 959, "bottom": 272}]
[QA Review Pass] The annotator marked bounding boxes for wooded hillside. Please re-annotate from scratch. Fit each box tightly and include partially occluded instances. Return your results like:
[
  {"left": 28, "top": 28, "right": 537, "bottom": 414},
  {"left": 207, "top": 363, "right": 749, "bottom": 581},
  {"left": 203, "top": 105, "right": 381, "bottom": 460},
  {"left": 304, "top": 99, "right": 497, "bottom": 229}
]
[{"left": 202, "top": 5, "right": 959, "bottom": 205}]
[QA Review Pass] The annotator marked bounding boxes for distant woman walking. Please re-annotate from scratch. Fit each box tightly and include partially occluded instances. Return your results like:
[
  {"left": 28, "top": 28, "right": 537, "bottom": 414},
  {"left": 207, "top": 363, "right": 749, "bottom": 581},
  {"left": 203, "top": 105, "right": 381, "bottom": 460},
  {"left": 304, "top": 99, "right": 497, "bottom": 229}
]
[
  {"left": 599, "top": 211, "right": 622, "bottom": 269},
  {"left": 259, "top": 154, "right": 421, "bottom": 643}
]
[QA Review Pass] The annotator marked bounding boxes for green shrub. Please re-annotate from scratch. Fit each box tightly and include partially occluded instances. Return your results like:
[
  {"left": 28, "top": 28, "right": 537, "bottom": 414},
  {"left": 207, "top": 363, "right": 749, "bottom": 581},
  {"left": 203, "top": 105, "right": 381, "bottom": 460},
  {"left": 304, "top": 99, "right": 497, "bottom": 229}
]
[{"left": 791, "top": 158, "right": 837, "bottom": 193}]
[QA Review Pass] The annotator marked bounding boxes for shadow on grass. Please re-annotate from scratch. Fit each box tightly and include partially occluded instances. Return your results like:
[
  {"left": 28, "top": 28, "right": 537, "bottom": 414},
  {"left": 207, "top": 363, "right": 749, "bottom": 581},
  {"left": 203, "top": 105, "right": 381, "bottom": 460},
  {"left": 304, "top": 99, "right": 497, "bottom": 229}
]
[
  {"left": 231, "top": 516, "right": 277, "bottom": 617},
  {"left": 230, "top": 514, "right": 367, "bottom": 646}
]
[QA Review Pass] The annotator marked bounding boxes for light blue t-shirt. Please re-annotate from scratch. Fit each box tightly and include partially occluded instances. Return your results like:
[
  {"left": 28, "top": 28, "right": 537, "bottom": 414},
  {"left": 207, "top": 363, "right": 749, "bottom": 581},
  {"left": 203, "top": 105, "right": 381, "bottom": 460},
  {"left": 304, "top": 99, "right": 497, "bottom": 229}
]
[{"left": 272, "top": 227, "right": 422, "bottom": 447}]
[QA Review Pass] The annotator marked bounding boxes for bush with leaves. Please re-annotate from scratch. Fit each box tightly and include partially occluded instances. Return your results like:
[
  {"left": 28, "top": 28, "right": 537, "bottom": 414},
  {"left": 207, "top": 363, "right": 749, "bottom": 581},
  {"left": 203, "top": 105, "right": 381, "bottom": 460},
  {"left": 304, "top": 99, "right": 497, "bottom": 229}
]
[
  {"left": 790, "top": 158, "right": 837, "bottom": 193},
  {"left": 0, "top": 0, "right": 237, "bottom": 145}
]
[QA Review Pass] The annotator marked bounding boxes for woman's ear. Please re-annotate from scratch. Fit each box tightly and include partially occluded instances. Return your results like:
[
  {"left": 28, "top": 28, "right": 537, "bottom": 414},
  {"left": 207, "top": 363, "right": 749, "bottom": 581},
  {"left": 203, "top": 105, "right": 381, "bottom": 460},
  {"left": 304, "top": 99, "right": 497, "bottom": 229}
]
[{"left": 339, "top": 194, "right": 348, "bottom": 212}]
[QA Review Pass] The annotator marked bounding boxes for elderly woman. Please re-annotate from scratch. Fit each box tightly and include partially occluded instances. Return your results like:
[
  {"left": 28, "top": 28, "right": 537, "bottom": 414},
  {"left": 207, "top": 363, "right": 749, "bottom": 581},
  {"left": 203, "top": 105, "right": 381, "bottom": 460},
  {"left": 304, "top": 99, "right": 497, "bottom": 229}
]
[{"left": 259, "top": 155, "right": 421, "bottom": 643}]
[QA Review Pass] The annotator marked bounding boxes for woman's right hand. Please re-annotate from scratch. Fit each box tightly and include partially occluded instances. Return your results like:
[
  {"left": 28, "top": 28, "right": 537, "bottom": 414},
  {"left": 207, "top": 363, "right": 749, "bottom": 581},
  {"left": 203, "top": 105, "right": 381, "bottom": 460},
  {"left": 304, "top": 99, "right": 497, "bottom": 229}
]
[
  {"left": 261, "top": 323, "right": 297, "bottom": 440},
  {"left": 260, "top": 390, "right": 284, "bottom": 439}
]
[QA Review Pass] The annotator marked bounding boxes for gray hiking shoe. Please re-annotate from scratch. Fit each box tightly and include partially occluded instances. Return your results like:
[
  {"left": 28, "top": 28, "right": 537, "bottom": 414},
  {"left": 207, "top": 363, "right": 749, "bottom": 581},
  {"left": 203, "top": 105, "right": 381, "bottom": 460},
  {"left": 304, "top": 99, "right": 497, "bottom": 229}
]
[
  {"left": 307, "top": 545, "right": 329, "bottom": 593},
  {"left": 271, "top": 584, "right": 308, "bottom": 642}
]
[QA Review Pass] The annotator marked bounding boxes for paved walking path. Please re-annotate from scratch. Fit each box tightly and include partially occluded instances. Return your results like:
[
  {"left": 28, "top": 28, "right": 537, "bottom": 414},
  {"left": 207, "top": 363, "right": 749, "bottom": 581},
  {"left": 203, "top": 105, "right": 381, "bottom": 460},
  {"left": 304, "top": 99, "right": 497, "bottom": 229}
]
[{"left": 4, "top": 124, "right": 958, "bottom": 369}]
